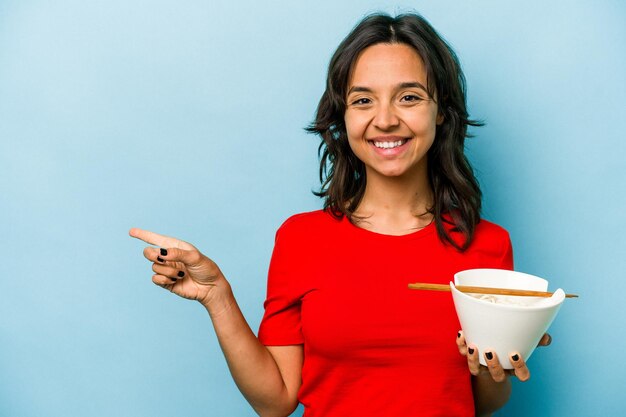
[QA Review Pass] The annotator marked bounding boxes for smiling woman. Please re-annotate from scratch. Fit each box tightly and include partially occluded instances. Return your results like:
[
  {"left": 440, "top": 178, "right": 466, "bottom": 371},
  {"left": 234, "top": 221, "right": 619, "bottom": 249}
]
[
  {"left": 130, "top": 12, "right": 549, "bottom": 417},
  {"left": 344, "top": 43, "right": 440, "bottom": 190},
  {"left": 308, "top": 14, "right": 483, "bottom": 250}
]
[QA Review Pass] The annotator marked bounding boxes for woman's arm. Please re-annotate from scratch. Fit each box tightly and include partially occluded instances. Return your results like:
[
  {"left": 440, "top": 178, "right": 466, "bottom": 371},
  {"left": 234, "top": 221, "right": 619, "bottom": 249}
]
[
  {"left": 205, "top": 281, "right": 303, "bottom": 417},
  {"left": 456, "top": 331, "right": 552, "bottom": 416},
  {"left": 130, "top": 228, "right": 302, "bottom": 417},
  {"left": 469, "top": 352, "right": 513, "bottom": 417}
]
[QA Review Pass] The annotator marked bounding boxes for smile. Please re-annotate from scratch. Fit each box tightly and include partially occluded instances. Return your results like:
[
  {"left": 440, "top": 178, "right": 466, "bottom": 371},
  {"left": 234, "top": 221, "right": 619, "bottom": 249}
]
[{"left": 370, "top": 138, "right": 410, "bottom": 149}]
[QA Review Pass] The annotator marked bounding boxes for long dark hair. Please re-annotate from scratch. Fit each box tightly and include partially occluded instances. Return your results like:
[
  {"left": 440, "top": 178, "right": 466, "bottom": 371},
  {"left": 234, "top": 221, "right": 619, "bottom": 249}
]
[{"left": 307, "top": 12, "right": 483, "bottom": 251}]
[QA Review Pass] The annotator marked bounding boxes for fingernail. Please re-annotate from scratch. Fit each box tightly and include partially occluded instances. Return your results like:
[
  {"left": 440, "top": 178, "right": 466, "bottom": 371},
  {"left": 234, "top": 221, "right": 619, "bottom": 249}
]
[
  {"left": 177, "top": 271, "right": 185, "bottom": 278},
  {"left": 157, "top": 256, "right": 164, "bottom": 263},
  {"left": 169, "top": 277, "right": 177, "bottom": 282},
  {"left": 468, "top": 347, "right": 474, "bottom": 354},
  {"left": 160, "top": 248, "right": 168, "bottom": 256},
  {"left": 457, "top": 332, "right": 461, "bottom": 338},
  {"left": 485, "top": 352, "right": 493, "bottom": 360},
  {"left": 512, "top": 354, "right": 519, "bottom": 361}
]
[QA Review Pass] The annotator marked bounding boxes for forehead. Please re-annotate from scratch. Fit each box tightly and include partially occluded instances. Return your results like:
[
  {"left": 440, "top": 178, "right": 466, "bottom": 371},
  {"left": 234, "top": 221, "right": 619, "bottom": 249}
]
[{"left": 348, "top": 43, "right": 428, "bottom": 87}]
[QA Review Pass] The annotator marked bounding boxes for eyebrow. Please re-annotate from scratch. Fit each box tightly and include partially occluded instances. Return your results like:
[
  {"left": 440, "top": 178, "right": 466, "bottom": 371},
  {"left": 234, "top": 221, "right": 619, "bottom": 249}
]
[{"left": 347, "top": 81, "right": 429, "bottom": 95}]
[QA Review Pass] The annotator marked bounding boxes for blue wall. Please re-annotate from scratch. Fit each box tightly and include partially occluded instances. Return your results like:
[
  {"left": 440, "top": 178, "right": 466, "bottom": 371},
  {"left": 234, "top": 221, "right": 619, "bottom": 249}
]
[{"left": 1, "top": 1, "right": 624, "bottom": 416}]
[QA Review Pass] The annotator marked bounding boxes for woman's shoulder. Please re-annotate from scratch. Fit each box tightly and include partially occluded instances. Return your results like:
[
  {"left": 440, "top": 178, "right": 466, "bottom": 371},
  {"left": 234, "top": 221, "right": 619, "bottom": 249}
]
[
  {"left": 272, "top": 209, "right": 341, "bottom": 249},
  {"left": 475, "top": 218, "right": 510, "bottom": 238},
  {"left": 467, "top": 218, "right": 513, "bottom": 268},
  {"left": 277, "top": 209, "right": 341, "bottom": 235},
  {"left": 471, "top": 218, "right": 512, "bottom": 250}
]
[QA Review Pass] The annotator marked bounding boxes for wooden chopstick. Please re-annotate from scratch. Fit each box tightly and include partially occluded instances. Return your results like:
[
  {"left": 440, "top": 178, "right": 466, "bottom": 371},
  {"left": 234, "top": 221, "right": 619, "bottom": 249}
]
[{"left": 408, "top": 282, "right": 579, "bottom": 298}]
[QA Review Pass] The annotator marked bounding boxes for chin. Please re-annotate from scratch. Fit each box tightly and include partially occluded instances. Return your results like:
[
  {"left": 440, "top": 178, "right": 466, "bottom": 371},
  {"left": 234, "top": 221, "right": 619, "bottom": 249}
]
[{"left": 376, "top": 168, "right": 409, "bottom": 177}]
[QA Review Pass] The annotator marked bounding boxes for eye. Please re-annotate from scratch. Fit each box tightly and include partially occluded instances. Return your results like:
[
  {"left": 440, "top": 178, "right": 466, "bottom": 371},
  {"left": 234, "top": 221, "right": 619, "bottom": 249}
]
[
  {"left": 350, "top": 97, "right": 371, "bottom": 106},
  {"left": 400, "top": 94, "right": 424, "bottom": 103}
]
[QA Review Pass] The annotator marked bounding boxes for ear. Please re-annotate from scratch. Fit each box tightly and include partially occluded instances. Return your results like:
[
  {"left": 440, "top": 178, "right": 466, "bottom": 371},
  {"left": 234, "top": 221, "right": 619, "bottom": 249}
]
[{"left": 436, "top": 112, "right": 444, "bottom": 125}]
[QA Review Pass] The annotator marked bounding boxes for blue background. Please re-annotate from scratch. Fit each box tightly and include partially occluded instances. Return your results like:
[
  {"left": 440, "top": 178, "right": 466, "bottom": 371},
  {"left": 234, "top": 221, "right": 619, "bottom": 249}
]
[{"left": 1, "top": 1, "right": 624, "bottom": 416}]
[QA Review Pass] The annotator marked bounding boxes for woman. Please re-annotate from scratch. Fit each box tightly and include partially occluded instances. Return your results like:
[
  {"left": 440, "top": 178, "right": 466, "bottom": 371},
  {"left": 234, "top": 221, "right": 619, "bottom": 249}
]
[{"left": 130, "top": 13, "right": 549, "bottom": 417}]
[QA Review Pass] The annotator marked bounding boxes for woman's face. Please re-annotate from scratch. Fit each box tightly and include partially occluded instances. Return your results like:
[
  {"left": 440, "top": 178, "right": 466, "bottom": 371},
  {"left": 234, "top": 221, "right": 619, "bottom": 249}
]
[{"left": 344, "top": 43, "right": 442, "bottom": 181}]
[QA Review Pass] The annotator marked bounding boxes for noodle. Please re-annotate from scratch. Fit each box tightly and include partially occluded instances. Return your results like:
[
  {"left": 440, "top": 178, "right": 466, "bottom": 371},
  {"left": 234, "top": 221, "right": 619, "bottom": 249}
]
[{"left": 469, "top": 294, "right": 534, "bottom": 306}]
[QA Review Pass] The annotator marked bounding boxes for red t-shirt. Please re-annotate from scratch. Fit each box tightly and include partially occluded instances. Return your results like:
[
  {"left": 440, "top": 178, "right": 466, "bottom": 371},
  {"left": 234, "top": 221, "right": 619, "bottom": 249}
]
[{"left": 258, "top": 210, "right": 513, "bottom": 417}]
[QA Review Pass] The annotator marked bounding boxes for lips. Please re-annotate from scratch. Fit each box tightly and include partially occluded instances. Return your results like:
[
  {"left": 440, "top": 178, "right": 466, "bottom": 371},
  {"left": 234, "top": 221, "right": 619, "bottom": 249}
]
[
  {"left": 372, "top": 138, "right": 408, "bottom": 149},
  {"left": 368, "top": 136, "right": 412, "bottom": 153},
  {"left": 368, "top": 135, "right": 409, "bottom": 146}
]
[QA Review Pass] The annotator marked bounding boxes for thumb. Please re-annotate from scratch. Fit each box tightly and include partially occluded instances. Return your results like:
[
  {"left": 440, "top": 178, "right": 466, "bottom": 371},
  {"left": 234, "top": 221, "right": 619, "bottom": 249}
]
[{"left": 537, "top": 333, "right": 552, "bottom": 347}]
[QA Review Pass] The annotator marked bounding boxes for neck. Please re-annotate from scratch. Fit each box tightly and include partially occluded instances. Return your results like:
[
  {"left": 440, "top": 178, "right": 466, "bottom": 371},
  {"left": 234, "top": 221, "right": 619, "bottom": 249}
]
[{"left": 353, "top": 169, "right": 434, "bottom": 236}]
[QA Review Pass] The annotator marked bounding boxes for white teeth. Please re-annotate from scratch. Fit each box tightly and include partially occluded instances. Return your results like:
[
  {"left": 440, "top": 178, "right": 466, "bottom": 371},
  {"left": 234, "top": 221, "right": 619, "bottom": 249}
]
[{"left": 373, "top": 140, "right": 405, "bottom": 149}]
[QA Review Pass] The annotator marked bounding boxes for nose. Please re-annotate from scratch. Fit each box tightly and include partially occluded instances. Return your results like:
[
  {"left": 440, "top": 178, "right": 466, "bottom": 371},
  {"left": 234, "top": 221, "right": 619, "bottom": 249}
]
[{"left": 373, "top": 102, "right": 400, "bottom": 130}]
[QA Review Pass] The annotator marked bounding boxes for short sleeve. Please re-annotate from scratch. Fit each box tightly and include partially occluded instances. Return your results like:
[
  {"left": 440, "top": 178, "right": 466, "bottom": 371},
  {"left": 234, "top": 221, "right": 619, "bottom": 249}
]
[
  {"left": 498, "top": 231, "right": 514, "bottom": 270},
  {"left": 257, "top": 223, "right": 306, "bottom": 346},
  {"left": 472, "top": 220, "right": 515, "bottom": 271}
]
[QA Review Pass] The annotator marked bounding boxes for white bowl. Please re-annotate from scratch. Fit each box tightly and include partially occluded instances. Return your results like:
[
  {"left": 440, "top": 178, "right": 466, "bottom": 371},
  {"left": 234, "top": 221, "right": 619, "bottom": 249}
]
[{"left": 450, "top": 269, "right": 565, "bottom": 369}]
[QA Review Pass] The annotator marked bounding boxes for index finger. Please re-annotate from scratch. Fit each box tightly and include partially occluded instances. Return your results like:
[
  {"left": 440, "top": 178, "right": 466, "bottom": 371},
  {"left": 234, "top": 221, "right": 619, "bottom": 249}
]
[
  {"left": 129, "top": 228, "right": 192, "bottom": 250},
  {"left": 509, "top": 352, "right": 530, "bottom": 381}
]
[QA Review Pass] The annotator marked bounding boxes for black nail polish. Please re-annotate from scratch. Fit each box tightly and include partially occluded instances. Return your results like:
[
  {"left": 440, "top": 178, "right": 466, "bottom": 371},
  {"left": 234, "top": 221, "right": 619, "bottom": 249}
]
[
  {"left": 169, "top": 277, "right": 177, "bottom": 282},
  {"left": 485, "top": 352, "right": 493, "bottom": 360},
  {"left": 160, "top": 248, "right": 168, "bottom": 256},
  {"left": 468, "top": 348, "right": 474, "bottom": 354},
  {"left": 177, "top": 271, "right": 185, "bottom": 278},
  {"left": 512, "top": 354, "right": 519, "bottom": 361},
  {"left": 157, "top": 256, "right": 164, "bottom": 263},
  {"left": 457, "top": 332, "right": 461, "bottom": 338}
]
